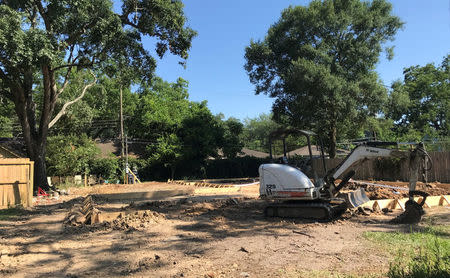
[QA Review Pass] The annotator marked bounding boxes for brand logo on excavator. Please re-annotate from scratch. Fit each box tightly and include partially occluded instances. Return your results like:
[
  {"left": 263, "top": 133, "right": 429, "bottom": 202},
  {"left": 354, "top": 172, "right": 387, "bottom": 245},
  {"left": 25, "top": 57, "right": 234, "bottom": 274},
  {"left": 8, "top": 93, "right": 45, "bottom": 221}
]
[{"left": 366, "top": 148, "right": 379, "bottom": 153}]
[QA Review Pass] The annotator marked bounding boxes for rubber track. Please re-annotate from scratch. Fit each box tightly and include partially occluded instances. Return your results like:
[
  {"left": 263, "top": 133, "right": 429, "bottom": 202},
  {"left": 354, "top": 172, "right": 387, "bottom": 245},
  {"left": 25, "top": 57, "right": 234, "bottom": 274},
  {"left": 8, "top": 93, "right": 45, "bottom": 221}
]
[{"left": 264, "top": 201, "right": 347, "bottom": 221}]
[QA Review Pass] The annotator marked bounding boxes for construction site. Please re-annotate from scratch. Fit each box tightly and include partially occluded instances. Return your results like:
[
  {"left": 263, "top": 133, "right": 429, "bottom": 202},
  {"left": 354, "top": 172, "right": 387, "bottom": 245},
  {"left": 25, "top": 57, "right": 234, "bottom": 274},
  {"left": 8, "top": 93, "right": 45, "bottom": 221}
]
[
  {"left": 0, "top": 173, "right": 448, "bottom": 277},
  {"left": 1, "top": 0, "right": 450, "bottom": 277}
]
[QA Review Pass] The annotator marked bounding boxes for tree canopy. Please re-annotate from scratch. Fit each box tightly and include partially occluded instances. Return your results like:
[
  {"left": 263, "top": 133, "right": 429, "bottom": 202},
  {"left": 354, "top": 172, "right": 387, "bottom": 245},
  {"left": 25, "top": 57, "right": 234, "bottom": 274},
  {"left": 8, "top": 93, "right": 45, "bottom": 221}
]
[
  {"left": 387, "top": 55, "right": 449, "bottom": 139},
  {"left": 0, "top": 0, "right": 196, "bottom": 189},
  {"left": 244, "top": 0, "right": 403, "bottom": 157},
  {"left": 131, "top": 78, "right": 239, "bottom": 179}
]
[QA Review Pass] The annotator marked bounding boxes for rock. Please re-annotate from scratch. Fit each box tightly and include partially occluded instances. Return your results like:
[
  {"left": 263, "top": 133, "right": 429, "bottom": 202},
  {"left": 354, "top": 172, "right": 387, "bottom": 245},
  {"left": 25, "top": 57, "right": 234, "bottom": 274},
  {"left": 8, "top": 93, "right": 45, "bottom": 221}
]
[
  {"left": 382, "top": 208, "right": 391, "bottom": 214},
  {"left": 239, "top": 247, "right": 249, "bottom": 253},
  {"left": 74, "top": 214, "right": 86, "bottom": 224},
  {"left": 240, "top": 272, "right": 250, "bottom": 277},
  {"left": 358, "top": 207, "right": 370, "bottom": 216},
  {"left": 426, "top": 183, "right": 435, "bottom": 188},
  {"left": 362, "top": 206, "right": 373, "bottom": 212}
]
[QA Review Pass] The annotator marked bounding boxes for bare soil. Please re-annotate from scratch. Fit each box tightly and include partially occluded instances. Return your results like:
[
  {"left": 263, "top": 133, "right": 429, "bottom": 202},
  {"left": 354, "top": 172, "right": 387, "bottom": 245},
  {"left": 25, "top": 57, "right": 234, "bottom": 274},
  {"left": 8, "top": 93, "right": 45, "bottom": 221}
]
[
  {"left": 0, "top": 182, "right": 449, "bottom": 278},
  {"left": 347, "top": 180, "right": 449, "bottom": 199}
]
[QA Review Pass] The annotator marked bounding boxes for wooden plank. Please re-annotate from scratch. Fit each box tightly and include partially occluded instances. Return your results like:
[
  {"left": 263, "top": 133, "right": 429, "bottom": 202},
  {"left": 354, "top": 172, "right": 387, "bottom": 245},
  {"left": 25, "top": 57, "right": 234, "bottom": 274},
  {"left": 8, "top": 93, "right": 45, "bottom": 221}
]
[
  {"left": 441, "top": 195, "right": 450, "bottom": 206},
  {"left": 28, "top": 161, "right": 34, "bottom": 207},
  {"left": 426, "top": 196, "right": 443, "bottom": 207}
]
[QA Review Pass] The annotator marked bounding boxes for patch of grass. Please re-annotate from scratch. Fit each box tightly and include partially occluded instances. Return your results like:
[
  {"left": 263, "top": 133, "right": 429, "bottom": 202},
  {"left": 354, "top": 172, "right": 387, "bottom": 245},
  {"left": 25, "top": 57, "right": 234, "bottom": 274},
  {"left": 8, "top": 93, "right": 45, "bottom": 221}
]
[
  {"left": 277, "top": 269, "right": 383, "bottom": 278},
  {"left": 55, "top": 182, "right": 84, "bottom": 191},
  {"left": 364, "top": 226, "right": 450, "bottom": 278},
  {"left": 0, "top": 206, "right": 28, "bottom": 221}
]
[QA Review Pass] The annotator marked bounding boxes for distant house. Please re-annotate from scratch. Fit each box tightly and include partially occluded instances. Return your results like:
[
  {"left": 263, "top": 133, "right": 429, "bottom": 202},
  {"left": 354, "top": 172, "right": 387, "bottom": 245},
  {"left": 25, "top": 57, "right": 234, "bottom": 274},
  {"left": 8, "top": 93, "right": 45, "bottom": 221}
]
[
  {"left": 238, "top": 148, "right": 270, "bottom": 158},
  {"left": 286, "top": 145, "right": 324, "bottom": 157},
  {"left": 94, "top": 139, "right": 146, "bottom": 158},
  {"left": 0, "top": 138, "right": 27, "bottom": 158},
  {"left": 286, "top": 145, "right": 350, "bottom": 158}
]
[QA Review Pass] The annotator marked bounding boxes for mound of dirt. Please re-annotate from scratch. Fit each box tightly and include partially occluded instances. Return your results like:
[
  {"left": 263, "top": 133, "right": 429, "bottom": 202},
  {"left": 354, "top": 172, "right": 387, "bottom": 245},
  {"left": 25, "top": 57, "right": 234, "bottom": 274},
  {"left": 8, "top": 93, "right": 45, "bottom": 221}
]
[
  {"left": 109, "top": 210, "right": 165, "bottom": 231},
  {"left": 347, "top": 181, "right": 449, "bottom": 200}
]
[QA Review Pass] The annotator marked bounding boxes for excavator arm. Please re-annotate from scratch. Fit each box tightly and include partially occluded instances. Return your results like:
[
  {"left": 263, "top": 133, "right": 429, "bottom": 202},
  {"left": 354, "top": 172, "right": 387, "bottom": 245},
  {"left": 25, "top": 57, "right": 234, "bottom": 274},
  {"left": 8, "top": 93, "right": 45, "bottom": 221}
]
[{"left": 324, "top": 142, "right": 431, "bottom": 224}]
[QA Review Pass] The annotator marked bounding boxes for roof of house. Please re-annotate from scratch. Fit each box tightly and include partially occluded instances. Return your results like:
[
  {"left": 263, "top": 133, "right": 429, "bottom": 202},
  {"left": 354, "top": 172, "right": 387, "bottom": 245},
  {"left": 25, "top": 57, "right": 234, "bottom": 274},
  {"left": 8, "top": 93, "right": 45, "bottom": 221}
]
[
  {"left": 95, "top": 139, "right": 146, "bottom": 158},
  {"left": 0, "top": 138, "right": 27, "bottom": 158},
  {"left": 238, "top": 148, "right": 270, "bottom": 158},
  {"left": 286, "top": 145, "right": 350, "bottom": 157}
]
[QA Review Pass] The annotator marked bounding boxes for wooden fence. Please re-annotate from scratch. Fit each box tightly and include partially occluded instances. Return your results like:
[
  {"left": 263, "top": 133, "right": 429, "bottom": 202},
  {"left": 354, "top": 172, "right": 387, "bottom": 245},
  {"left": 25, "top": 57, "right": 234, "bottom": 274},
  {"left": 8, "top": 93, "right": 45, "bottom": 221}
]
[
  {"left": 311, "top": 152, "right": 450, "bottom": 183},
  {"left": 0, "top": 158, "right": 34, "bottom": 208}
]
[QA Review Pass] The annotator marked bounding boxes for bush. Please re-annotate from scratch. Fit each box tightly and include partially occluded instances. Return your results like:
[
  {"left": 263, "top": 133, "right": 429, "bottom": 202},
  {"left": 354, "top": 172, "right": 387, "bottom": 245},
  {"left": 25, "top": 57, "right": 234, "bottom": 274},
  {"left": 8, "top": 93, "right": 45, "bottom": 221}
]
[
  {"left": 90, "top": 157, "right": 120, "bottom": 181},
  {"left": 46, "top": 134, "right": 99, "bottom": 176}
]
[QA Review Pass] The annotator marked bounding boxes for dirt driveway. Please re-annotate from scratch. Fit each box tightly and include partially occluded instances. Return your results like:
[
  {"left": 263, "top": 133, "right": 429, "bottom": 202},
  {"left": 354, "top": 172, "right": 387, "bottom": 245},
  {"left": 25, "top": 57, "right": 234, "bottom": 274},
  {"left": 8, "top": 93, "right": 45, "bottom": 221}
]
[{"left": 0, "top": 182, "right": 448, "bottom": 277}]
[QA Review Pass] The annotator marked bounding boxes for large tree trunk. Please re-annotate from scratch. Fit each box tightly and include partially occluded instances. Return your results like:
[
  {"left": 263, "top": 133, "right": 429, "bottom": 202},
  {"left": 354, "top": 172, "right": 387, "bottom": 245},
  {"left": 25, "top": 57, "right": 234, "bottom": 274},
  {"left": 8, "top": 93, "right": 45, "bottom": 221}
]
[
  {"left": 12, "top": 67, "right": 56, "bottom": 192},
  {"left": 170, "top": 166, "right": 176, "bottom": 181},
  {"left": 32, "top": 144, "right": 49, "bottom": 191},
  {"left": 328, "top": 122, "right": 337, "bottom": 159},
  {"left": 15, "top": 90, "right": 52, "bottom": 192}
]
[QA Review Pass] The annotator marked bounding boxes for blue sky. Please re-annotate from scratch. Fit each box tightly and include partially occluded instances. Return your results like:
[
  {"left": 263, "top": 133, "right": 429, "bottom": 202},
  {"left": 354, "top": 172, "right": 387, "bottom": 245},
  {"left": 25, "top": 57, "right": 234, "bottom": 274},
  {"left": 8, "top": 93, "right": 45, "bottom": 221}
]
[{"left": 143, "top": 0, "right": 450, "bottom": 121}]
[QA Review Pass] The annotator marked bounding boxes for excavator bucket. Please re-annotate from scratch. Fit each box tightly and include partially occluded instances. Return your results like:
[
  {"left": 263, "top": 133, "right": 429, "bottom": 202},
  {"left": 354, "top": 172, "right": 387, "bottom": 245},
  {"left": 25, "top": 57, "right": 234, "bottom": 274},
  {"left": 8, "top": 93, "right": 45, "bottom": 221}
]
[{"left": 345, "top": 188, "right": 370, "bottom": 208}]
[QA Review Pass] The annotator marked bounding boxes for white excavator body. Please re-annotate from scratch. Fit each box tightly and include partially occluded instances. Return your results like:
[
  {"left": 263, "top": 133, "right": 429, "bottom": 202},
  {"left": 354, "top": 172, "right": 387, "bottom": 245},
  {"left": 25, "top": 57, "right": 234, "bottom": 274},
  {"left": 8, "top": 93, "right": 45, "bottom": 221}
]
[
  {"left": 259, "top": 164, "right": 320, "bottom": 200},
  {"left": 259, "top": 131, "right": 430, "bottom": 222}
]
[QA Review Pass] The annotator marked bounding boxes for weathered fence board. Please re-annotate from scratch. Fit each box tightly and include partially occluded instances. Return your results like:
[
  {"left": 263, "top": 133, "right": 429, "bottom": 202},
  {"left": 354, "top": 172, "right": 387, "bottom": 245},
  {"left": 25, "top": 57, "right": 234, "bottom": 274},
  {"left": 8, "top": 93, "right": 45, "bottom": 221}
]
[
  {"left": 0, "top": 158, "right": 34, "bottom": 208},
  {"left": 312, "top": 152, "right": 450, "bottom": 183}
]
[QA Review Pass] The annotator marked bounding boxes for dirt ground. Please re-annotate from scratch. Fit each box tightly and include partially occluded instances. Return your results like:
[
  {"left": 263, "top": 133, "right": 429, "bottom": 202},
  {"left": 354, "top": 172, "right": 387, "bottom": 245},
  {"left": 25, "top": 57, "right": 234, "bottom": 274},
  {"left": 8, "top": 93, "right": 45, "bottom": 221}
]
[{"left": 0, "top": 182, "right": 449, "bottom": 278}]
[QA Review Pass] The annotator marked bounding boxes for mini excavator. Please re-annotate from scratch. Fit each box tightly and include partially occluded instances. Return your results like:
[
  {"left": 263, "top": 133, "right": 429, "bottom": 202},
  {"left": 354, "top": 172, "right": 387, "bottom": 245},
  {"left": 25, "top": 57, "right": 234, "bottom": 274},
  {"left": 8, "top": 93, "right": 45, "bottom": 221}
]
[{"left": 259, "top": 130, "right": 431, "bottom": 223}]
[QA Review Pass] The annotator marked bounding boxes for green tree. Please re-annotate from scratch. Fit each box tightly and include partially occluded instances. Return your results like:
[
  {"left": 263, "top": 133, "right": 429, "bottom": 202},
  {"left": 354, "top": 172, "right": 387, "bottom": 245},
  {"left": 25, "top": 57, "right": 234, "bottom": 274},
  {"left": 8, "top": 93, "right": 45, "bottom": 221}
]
[
  {"left": 244, "top": 0, "right": 402, "bottom": 157},
  {"left": 0, "top": 0, "right": 195, "bottom": 189},
  {"left": 0, "top": 96, "right": 16, "bottom": 137},
  {"left": 133, "top": 78, "right": 191, "bottom": 180},
  {"left": 147, "top": 133, "right": 183, "bottom": 180},
  {"left": 178, "top": 101, "right": 224, "bottom": 174},
  {"left": 387, "top": 55, "right": 450, "bottom": 139},
  {"left": 242, "top": 113, "right": 279, "bottom": 153},
  {"left": 221, "top": 117, "right": 244, "bottom": 159},
  {"left": 132, "top": 78, "right": 224, "bottom": 179},
  {"left": 90, "top": 156, "right": 120, "bottom": 181},
  {"left": 130, "top": 77, "right": 190, "bottom": 140}
]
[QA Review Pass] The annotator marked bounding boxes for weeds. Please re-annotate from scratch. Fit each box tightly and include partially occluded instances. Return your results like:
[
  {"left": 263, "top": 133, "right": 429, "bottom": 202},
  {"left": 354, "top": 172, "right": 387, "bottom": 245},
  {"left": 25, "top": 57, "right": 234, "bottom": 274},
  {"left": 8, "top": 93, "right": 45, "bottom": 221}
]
[
  {"left": 55, "top": 182, "right": 84, "bottom": 191},
  {"left": 364, "top": 226, "right": 450, "bottom": 278}
]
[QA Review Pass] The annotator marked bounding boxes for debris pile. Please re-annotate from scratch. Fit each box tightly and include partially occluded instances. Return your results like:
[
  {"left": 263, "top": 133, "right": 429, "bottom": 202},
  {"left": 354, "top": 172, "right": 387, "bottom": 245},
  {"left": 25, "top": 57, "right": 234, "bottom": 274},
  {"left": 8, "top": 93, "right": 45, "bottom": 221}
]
[
  {"left": 64, "top": 195, "right": 97, "bottom": 226},
  {"left": 389, "top": 200, "right": 425, "bottom": 224},
  {"left": 64, "top": 195, "right": 164, "bottom": 230},
  {"left": 109, "top": 210, "right": 164, "bottom": 230}
]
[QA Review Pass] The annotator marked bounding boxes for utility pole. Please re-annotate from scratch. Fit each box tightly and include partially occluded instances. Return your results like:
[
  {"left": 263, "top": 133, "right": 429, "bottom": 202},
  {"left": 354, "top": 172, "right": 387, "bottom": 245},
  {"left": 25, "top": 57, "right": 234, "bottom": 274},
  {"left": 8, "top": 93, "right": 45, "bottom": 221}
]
[
  {"left": 125, "top": 135, "right": 129, "bottom": 184},
  {"left": 120, "top": 85, "right": 126, "bottom": 184},
  {"left": 120, "top": 85, "right": 124, "bottom": 158}
]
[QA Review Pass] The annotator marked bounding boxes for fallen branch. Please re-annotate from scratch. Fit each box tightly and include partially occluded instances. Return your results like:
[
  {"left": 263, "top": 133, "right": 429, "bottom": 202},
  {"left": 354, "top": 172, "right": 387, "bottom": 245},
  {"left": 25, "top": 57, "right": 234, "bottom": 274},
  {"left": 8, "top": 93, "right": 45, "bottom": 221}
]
[{"left": 292, "top": 230, "right": 314, "bottom": 238}]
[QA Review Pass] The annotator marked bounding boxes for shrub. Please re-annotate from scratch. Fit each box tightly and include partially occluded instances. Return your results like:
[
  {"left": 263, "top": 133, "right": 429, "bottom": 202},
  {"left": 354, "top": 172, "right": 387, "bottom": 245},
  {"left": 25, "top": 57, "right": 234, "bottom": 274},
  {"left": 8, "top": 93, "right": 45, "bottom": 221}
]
[
  {"left": 90, "top": 157, "right": 120, "bottom": 181},
  {"left": 46, "top": 134, "right": 99, "bottom": 176}
]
